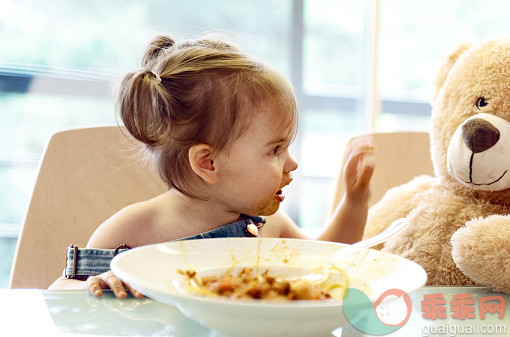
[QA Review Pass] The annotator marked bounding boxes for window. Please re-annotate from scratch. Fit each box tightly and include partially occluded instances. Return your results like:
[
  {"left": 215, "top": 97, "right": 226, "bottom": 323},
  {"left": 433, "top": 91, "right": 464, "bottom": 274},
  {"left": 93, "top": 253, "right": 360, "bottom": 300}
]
[{"left": 3, "top": 0, "right": 510, "bottom": 287}]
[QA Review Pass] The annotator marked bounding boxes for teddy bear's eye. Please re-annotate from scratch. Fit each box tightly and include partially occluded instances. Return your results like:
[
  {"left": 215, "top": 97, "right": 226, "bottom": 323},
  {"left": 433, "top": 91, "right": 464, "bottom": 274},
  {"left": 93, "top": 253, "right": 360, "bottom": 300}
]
[{"left": 476, "top": 97, "right": 488, "bottom": 109}]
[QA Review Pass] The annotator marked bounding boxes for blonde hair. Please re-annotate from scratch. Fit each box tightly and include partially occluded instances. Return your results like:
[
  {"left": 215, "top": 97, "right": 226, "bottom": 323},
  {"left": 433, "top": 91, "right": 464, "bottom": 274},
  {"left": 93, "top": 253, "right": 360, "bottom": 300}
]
[{"left": 117, "top": 34, "right": 298, "bottom": 198}]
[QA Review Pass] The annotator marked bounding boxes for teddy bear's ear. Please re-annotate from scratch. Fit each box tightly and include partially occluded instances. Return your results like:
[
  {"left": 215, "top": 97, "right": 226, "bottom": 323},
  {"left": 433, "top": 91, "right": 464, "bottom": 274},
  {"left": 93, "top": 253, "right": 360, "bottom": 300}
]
[{"left": 433, "top": 42, "right": 472, "bottom": 103}]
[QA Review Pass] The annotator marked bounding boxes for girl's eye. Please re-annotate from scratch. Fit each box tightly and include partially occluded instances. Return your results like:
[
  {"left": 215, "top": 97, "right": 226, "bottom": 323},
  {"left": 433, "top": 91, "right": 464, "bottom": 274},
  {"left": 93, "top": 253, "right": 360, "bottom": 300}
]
[
  {"left": 476, "top": 97, "right": 488, "bottom": 109},
  {"left": 269, "top": 145, "right": 281, "bottom": 155}
]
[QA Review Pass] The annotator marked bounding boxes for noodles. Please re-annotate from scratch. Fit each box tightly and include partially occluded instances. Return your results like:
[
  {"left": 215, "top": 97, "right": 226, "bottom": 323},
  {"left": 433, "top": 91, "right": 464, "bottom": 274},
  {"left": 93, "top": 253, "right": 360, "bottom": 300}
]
[
  {"left": 317, "top": 266, "right": 348, "bottom": 299},
  {"left": 178, "top": 266, "right": 348, "bottom": 301}
]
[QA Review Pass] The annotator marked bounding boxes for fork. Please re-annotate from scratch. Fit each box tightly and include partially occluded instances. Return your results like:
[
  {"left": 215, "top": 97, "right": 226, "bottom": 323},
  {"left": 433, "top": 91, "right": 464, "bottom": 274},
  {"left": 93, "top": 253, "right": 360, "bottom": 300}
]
[{"left": 300, "top": 217, "right": 410, "bottom": 284}]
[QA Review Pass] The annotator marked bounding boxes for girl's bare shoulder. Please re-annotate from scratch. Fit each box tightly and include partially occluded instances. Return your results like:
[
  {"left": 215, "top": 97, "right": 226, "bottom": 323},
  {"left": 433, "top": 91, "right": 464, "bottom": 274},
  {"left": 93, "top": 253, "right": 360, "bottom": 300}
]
[{"left": 86, "top": 197, "right": 164, "bottom": 248}]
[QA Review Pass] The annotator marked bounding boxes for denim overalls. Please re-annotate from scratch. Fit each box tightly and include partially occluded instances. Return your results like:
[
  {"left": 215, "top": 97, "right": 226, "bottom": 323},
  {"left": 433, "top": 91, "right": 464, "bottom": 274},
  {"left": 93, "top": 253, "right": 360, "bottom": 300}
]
[{"left": 64, "top": 215, "right": 265, "bottom": 280}]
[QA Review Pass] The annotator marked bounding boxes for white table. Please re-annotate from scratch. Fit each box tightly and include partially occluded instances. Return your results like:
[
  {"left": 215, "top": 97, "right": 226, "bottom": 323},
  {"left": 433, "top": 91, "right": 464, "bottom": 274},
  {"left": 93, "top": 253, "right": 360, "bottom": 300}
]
[{"left": 1, "top": 287, "right": 509, "bottom": 336}]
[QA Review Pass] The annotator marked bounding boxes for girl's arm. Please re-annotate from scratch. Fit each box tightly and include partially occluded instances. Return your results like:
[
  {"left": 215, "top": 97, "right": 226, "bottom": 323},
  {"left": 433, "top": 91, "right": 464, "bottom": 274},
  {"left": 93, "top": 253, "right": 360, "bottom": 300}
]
[
  {"left": 48, "top": 204, "right": 148, "bottom": 298},
  {"left": 48, "top": 277, "right": 89, "bottom": 290},
  {"left": 318, "top": 137, "right": 374, "bottom": 243}
]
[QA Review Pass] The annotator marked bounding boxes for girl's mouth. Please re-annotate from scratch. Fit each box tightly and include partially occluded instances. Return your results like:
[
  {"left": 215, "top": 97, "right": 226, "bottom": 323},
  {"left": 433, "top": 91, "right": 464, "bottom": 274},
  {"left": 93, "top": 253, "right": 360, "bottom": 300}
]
[
  {"left": 275, "top": 177, "right": 292, "bottom": 203},
  {"left": 275, "top": 189, "right": 285, "bottom": 202}
]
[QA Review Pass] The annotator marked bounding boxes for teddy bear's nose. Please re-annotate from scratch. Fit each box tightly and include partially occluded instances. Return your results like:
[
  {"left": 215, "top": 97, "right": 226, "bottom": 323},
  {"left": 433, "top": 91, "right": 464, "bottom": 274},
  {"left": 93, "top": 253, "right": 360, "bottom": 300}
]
[{"left": 461, "top": 118, "right": 500, "bottom": 153}]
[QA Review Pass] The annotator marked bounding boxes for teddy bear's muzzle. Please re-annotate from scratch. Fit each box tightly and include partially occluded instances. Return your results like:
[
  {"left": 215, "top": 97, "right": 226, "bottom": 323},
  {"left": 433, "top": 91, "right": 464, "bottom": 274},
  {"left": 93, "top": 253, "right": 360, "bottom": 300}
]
[{"left": 447, "top": 113, "right": 510, "bottom": 191}]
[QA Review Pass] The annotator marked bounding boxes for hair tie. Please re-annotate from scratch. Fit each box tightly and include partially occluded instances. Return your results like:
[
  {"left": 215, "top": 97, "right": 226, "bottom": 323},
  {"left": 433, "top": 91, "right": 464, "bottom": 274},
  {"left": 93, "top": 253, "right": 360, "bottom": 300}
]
[{"left": 151, "top": 71, "right": 161, "bottom": 84}]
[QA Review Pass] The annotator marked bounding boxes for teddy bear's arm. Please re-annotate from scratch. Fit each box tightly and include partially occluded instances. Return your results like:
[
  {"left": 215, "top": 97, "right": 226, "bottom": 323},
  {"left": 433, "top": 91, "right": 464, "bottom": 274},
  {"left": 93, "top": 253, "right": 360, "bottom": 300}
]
[
  {"left": 451, "top": 215, "right": 510, "bottom": 293},
  {"left": 363, "top": 174, "right": 435, "bottom": 240}
]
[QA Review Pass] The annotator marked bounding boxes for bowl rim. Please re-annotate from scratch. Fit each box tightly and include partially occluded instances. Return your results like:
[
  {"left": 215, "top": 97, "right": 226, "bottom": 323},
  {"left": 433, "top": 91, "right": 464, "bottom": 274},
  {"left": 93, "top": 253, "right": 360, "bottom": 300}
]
[{"left": 111, "top": 237, "right": 427, "bottom": 309}]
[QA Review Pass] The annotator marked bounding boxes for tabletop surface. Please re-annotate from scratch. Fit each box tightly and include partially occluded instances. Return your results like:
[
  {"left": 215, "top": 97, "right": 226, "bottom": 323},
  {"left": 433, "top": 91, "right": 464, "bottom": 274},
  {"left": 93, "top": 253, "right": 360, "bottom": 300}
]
[{"left": 1, "top": 286, "right": 510, "bottom": 337}]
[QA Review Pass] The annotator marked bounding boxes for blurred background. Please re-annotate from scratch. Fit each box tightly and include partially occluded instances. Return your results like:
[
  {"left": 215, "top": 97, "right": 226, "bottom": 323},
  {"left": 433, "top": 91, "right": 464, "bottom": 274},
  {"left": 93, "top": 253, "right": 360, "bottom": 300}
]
[{"left": 2, "top": 0, "right": 510, "bottom": 287}]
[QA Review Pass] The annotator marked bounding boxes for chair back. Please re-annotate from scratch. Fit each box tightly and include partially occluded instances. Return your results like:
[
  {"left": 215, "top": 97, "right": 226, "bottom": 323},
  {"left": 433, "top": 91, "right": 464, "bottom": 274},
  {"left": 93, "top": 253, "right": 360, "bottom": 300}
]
[{"left": 10, "top": 126, "right": 167, "bottom": 289}]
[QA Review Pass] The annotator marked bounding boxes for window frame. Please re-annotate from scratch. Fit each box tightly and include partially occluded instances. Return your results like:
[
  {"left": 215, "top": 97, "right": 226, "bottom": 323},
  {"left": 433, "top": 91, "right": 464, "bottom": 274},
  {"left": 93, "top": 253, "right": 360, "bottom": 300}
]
[{"left": 0, "top": 0, "right": 432, "bottom": 238}]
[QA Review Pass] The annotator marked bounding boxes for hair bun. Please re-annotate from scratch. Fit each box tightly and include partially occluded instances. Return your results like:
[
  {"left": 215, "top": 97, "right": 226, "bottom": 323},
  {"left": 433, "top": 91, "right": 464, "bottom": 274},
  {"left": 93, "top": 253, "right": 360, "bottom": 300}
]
[{"left": 142, "top": 35, "right": 176, "bottom": 66}]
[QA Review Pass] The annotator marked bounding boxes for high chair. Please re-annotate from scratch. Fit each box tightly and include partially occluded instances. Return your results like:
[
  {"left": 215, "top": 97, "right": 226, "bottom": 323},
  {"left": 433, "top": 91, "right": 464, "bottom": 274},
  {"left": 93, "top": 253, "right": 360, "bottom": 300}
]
[
  {"left": 9, "top": 126, "right": 167, "bottom": 289},
  {"left": 328, "top": 131, "right": 434, "bottom": 214}
]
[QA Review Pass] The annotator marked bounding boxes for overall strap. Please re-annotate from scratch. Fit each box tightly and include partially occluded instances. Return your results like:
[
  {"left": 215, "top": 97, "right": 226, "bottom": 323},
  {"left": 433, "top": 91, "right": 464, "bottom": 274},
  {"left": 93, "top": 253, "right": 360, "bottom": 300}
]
[{"left": 63, "top": 215, "right": 265, "bottom": 279}]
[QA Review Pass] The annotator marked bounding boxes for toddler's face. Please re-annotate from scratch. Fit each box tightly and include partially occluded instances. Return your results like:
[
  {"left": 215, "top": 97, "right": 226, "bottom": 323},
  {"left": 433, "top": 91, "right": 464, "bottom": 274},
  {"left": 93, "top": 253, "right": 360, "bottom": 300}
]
[{"left": 214, "top": 105, "right": 298, "bottom": 216}]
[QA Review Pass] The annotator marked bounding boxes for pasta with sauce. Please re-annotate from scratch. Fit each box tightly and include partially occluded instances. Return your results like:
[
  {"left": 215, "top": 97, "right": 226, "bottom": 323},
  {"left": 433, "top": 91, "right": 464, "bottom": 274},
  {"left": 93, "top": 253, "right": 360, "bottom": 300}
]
[{"left": 178, "top": 267, "right": 348, "bottom": 301}]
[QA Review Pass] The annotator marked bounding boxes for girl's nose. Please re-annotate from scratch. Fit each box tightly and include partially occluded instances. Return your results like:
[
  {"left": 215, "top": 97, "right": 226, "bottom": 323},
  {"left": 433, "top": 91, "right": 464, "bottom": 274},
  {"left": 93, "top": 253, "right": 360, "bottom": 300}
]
[{"left": 285, "top": 152, "right": 298, "bottom": 173}]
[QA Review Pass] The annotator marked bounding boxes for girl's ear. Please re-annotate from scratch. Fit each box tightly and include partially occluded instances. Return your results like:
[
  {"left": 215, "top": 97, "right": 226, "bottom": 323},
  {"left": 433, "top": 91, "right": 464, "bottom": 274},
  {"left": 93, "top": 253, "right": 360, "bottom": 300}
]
[{"left": 188, "top": 144, "right": 218, "bottom": 185}]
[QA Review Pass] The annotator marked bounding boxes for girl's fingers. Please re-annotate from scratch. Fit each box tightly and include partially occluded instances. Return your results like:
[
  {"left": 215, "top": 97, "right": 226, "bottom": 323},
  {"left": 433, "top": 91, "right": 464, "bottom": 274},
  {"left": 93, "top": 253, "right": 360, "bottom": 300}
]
[
  {"left": 87, "top": 272, "right": 127, "bottom": 298},
  {"left": 125, "top": 283, "right": 145, "bottom": 298},
  {"left": 344, "top": 145, "right": 374, "bottom": 180},
  {"left": 343, "top": 137, "right": 375, "bottom": 199},
  {"left": 104, "top": 273, "right": 128, "bottom": 298},
  {"left": 87, "top": 276, "right": 104, "bottom": 297},
  {"left": 356, "top": 156, "right": 375, "bottom": 189},
  {"left": 345, "top": 135, "right": 374, "bottom": 158},
  {"left": 343, "top": 150, "right": 361, "bottom": 182}
]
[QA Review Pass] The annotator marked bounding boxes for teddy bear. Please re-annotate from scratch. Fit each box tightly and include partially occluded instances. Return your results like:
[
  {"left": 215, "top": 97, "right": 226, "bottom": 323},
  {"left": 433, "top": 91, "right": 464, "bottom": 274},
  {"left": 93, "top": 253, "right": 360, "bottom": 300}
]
[{"left": 363, "top": 38, "right": 510, "bottom": 293}]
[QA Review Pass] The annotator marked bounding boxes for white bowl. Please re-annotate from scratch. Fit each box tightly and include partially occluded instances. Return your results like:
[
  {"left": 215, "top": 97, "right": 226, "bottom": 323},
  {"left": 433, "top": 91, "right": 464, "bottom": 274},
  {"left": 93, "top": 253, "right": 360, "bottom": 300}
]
[{"left": 111, "top": 238, "right": 426, "bottom": 337}]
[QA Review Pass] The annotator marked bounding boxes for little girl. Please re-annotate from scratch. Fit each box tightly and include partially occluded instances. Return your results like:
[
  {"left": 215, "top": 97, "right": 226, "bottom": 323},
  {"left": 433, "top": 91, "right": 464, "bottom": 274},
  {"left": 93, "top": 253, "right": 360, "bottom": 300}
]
[{"left": 49, "top": 34, "right": 374, "bottom": 298}]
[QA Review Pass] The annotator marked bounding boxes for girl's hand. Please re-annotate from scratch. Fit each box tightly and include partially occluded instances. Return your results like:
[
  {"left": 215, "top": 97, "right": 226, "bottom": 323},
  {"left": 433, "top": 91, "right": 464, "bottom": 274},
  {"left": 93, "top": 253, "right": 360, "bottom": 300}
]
[
  {"left": 87, "top": 270, "right": 145, "bottom": 299},
  {"left": 343, "top": 135, "right": 375, "bottom": 202}
]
